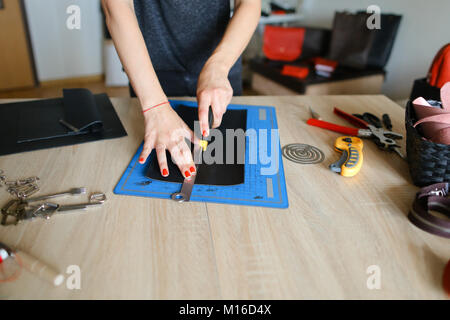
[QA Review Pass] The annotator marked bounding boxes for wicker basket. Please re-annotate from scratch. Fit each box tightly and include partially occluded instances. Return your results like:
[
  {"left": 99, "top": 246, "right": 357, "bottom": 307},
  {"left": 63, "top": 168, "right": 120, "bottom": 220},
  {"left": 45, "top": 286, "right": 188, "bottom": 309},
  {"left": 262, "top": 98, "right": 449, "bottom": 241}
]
[{"left": 406, "top": 100, "right": 450, "bottom": 186}]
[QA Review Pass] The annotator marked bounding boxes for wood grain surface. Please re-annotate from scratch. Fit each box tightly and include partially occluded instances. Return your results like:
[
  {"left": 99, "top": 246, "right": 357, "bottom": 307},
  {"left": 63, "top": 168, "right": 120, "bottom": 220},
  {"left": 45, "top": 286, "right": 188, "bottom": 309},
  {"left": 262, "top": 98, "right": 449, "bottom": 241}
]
[{"left": 0, "top": 96, "right": 449, "bottom": 299}]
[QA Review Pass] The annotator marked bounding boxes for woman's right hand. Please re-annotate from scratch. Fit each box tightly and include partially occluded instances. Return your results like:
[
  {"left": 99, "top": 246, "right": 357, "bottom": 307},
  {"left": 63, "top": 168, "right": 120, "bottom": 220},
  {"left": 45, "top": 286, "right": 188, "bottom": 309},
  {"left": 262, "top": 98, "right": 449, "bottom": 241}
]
[{"left": 138, "top": 104, "right": 197, "bottom": 179}]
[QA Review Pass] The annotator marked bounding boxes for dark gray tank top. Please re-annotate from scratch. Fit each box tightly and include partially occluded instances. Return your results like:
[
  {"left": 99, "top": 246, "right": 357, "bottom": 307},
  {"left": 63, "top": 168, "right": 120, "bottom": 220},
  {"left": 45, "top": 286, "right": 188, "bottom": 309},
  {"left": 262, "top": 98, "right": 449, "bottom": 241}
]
[{"left": 133, "top": 0, "right": 242, "bottom": 96}]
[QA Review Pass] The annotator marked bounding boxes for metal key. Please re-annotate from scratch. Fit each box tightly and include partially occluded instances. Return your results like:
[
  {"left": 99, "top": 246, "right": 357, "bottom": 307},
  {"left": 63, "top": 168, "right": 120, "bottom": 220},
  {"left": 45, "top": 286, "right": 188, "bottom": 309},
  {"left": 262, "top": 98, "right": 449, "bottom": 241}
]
[
  {"left": 24, "top": 187, "right": 87, "bottom": 203},
  {"left": 57, "top": 202, "right": 103, "bottom": 213},
  {"left": 56, "top": 193, "right": 106, "bottom": 213}
]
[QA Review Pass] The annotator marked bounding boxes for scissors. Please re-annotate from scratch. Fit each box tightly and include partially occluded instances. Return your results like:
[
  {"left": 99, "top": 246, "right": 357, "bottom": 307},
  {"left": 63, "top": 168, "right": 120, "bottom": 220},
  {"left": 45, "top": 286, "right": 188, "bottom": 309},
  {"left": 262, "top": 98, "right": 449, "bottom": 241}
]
[{"left": 307, "top": 107, "right": 405, "bottom": 159}]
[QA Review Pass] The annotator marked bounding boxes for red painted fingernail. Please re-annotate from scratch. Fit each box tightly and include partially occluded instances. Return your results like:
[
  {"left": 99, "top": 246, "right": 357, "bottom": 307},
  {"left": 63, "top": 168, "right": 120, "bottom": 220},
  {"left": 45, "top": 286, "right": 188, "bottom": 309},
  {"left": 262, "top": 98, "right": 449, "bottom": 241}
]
[
  {"left": 162, "top": 169, "right": 168, "bottom": 176},
  {"left": 190, "top": 166, "right": 196, "bottom": 173},
  {"left": 139, "top": 157, "right": 144, "bottom": 163},
  {"left": 203, "top": 130, "right": 207, "bottom": 136},
  {"left": 185, "top": 171, "right": 191, "bottom": 178}
]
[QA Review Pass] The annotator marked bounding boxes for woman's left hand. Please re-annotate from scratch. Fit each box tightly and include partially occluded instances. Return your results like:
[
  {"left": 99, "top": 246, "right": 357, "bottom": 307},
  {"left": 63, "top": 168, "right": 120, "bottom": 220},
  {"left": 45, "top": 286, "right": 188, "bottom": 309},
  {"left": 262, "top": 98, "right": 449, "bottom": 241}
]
[{"left": 197, "top": 61, "right": 233, "bottom": 136}]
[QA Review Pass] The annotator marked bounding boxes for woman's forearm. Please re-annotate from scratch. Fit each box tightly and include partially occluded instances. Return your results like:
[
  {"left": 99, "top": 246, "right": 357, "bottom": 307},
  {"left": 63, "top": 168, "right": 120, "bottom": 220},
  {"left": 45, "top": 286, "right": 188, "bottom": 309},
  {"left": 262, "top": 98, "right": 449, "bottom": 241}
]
[
  {"left": 102, "top": 0, "right": 167, "bottom": 108},
  {"left": 206, "top": 0, "right": 261, "bottom": 72}
]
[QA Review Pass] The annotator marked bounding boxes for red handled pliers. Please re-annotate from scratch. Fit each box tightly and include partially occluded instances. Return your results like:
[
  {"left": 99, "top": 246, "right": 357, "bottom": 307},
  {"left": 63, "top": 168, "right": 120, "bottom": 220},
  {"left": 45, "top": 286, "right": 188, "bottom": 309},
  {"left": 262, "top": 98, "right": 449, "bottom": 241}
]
[{"left": 307, "top": 107, "right": 405, "bottom": 159}]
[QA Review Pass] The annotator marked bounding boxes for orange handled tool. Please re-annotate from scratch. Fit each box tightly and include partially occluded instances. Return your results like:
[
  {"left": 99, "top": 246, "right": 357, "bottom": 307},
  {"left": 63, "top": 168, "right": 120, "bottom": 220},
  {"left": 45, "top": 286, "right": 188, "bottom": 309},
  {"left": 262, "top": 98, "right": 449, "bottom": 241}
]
[{"left": 329, "top": 136, "right": 364, "bottom": 177}]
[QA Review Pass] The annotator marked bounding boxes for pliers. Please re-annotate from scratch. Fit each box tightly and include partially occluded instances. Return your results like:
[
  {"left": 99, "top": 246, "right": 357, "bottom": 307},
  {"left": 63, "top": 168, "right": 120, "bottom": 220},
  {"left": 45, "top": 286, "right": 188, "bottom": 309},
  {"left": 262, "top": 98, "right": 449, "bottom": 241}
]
[
  {"left": 307, "top": 107, "right": 405, "bottom": 159},
  {"left": 352, "top": 112, "right": 393, "bottom": 131}
]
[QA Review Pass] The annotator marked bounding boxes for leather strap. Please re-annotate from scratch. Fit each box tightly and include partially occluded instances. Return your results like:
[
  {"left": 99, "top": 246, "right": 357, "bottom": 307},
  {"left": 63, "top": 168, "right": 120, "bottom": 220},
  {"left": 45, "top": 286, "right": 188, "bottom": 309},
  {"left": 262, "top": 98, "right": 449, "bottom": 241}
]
[
  {"left": 409, "top": 182, "right": 450, "bottom": 238},
  {"left": 413, "top": 113, "right": 450, "bottom": 127},
  {"left": 412, "top": 85, "right": 450, "bottom": 144},
  {"left": 442, "top": 82, "right": 450, "bottom": 110}
]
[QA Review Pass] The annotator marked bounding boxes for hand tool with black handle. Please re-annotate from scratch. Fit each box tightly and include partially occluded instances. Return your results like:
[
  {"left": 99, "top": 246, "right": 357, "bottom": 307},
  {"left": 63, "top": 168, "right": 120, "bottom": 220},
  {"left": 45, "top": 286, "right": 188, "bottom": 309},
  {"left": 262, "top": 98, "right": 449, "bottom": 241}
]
[
  {"left": 382, "top": 114, "right": 392, "bottom": 130},
  {"left": 353, "top": 113, "right": 382, "bottom": 128}
]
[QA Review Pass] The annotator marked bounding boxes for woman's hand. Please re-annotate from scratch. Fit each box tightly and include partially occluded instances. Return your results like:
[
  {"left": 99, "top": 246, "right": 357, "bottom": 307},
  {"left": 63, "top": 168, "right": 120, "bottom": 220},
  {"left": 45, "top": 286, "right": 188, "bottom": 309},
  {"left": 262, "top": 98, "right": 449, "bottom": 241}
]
[
  {"left": 197, "top": 60, "right": 233, "bottom": 136},
  {"left": 138, "top": 104, "right": 197, "bottom": 179}
]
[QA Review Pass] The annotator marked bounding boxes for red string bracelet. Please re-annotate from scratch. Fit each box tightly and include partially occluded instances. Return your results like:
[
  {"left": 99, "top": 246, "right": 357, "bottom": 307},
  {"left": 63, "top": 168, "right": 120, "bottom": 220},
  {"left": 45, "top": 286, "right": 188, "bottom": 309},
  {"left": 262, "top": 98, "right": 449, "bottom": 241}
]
[{"left": 142, "top": 101, "right": 170, "bottom": 114}]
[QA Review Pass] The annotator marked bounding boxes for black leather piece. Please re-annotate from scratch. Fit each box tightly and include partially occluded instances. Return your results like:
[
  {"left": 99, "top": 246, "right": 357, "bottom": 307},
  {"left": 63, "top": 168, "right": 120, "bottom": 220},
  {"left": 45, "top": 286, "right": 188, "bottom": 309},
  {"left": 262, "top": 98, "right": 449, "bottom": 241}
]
[
  {"left": 17, "top": 89, "right": 104, "bottom": 143},
  {"left": 63, "top": 88, "right": 103, "bottom": 132},
  {"left": 0, "top": 89, "right": 127, "bottom": 156},
  {"left": 299, "top": 27, "right": 331, "bottom": 60},
  {"left": 329, "top": 12, "right": 401, "bottom": 70},
  {"left": 410, "top": 78, "right": 441, "bottom": 101},
  {"left": 357, "top": 12, "right": 402, "bottom": 69},
  {"left": 329, "top": 12, "right": 376, "bottom": 69},
  {"left": 16, "top": 98, "right": 83, "bottom": 143},
  {"left": 145, "top": 105, "right": 247, "bottom": 186}
]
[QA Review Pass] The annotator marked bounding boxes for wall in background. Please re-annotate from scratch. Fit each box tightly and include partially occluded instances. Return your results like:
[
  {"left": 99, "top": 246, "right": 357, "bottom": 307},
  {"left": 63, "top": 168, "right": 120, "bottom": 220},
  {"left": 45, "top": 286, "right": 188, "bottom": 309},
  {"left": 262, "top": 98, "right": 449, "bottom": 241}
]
[
  {"left": 301, "top": 0, "right": 450, "bottom": 100},
  {"left": 24, "top": 0, "right": 103, "bottom": 82}
]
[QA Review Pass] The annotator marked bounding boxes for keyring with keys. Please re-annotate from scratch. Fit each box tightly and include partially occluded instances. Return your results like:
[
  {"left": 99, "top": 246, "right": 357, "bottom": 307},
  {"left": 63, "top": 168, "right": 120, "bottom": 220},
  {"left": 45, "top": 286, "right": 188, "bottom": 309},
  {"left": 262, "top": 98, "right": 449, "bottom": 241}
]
[{"left": 1, "top": 192, "right": 107, "bottom": 226}]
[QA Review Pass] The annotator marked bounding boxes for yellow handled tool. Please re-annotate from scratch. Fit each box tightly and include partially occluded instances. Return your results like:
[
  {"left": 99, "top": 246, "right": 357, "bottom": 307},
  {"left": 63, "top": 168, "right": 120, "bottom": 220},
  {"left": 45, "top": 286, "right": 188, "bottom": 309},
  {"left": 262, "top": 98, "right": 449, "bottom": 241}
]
[{"left": 329, "top": 136, "right": 363, "bottom": 177}]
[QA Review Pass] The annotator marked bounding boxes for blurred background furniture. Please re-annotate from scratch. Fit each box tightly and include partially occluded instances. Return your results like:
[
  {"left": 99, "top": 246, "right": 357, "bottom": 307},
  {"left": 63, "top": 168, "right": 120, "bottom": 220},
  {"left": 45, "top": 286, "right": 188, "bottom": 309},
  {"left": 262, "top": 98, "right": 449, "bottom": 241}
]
[
  {"left": 1, "top": 0, "right": 450, "bottom": 104},
  {"left": 251, "top": 58, "right": 385, "bottom": 95},
  {"left": 248, "top": 10, "right": 402, "bottom": 96}
]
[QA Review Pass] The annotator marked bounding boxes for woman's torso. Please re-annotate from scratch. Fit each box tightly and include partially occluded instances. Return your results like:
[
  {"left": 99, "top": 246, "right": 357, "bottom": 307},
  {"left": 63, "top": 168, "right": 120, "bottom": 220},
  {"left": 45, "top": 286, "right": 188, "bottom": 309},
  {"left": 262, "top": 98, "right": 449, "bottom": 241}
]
[{"left": 133, "top": 0, "right": 242, "bottom": 96}]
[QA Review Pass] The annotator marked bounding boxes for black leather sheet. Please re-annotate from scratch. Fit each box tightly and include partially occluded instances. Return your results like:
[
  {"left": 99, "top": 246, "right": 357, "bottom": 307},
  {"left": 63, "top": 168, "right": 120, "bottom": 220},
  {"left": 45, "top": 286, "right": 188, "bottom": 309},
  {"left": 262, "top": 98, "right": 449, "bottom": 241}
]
[
  {"left": 145, "top": 105, "right": 247, "bottom": 186},
  {"left": 0, "top": 89, "right": 127, "bottom": 156}
]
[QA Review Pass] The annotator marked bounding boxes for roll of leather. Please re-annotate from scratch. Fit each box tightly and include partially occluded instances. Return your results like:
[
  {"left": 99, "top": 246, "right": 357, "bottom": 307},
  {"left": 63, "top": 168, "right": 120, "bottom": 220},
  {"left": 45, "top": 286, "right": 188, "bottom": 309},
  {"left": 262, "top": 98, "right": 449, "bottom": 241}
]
[
  {"left": 408, "top": 182, "right": 450, "bottom": 238},
  {"left": 412, "top": 82, "right": 450, "bottom": 144}
]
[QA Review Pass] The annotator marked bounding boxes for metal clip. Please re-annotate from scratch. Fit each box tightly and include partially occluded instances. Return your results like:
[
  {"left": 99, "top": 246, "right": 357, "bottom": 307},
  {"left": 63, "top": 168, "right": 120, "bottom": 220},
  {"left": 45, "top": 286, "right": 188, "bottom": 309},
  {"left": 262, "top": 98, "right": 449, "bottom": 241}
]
[
  {"left": 7, "top": 183, "right": 30, "bottom": 193},
  {"left": 5, "top": 181, "right": 18, "bottom": 187},
  {"left": 5, "top": 177, "right": 38, "bottom": 187},
  {"left": 1, "top": 200, "right": 23, "bottom": 226},
  {"left": 0, "top": 170, "right": 5, "bottom": 187},
  {"left": 429, "top": 188, "right": 447, "bottom": 197},
  {"left": 89, "top": 193, "right": 107, "bottom": 204},
  {"left": 17, "top": 177, "right": 40, "bottom": 186},
  {"left": 4, "top": 176, "right": 40, "bottom": 200},
  {"left": 16, "top": 184, "right": 40, "bottom": 199}
]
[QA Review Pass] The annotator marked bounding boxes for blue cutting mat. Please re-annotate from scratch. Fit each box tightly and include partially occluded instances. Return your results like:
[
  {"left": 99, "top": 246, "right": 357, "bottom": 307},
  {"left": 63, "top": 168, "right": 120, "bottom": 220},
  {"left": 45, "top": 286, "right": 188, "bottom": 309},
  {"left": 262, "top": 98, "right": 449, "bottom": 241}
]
[{"left": 114, "top": 100, "right": 288, "bottom": 208}]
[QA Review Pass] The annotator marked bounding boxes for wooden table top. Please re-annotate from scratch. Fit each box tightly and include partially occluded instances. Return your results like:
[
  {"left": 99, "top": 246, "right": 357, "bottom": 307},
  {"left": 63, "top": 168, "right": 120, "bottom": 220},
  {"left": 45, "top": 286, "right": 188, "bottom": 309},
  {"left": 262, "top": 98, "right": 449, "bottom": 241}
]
[{"left": 0, "top": 95, "right": 449, "bottom": 299}]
